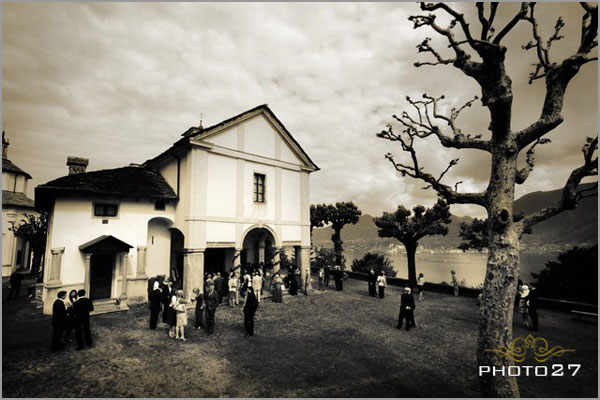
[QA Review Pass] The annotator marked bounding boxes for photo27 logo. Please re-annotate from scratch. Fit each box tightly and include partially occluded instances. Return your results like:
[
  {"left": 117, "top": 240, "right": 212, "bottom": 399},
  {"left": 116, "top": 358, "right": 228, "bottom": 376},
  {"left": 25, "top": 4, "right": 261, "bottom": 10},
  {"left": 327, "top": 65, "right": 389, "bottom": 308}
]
[{"left": 479, "top": 335, "right": 580, "bottom": 377}]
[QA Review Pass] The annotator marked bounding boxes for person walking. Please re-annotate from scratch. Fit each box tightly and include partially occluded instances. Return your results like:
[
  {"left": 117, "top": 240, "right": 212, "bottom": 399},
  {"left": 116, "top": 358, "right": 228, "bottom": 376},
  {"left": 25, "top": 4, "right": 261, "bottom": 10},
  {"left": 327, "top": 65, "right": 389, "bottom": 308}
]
[
  {"left": 252, "top": 272, "right": 262, "bottom": 303},
  {"left": 377, "top": 271, "right": 387, "bottom": 299},
  {"left": 5, "top": 267, "right": 25, "bottom": 301},
  {"left": 74, "top": 289, "right": 94, "bottom": 349},
  {"left": 51, "top": 291, "right": 68, "bottom": 352},
  {"left": 397, "top": 287, "right": 416, "bottom": 331},
  {"left": 149, "top": 281, "right": 162, "bottom": 330},
  {"left": 367, "top": 269, "right": 377, "bottom": 297},
  {"left": 243, "top": 287, "right": 259, "bottom": 337},
  {"left": 203, "top": 282, "right": 220, "bottom": 335},
  {"left": 417, "top": 273, "right": 426, "bottom": 302}
]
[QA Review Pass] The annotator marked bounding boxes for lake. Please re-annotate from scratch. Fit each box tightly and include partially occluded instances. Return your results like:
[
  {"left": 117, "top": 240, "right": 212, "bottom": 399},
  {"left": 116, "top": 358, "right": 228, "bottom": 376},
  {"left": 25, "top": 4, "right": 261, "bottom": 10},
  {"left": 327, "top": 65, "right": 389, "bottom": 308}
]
[{"left": 344, "top": 250, "right": 559, "bottom": 288}]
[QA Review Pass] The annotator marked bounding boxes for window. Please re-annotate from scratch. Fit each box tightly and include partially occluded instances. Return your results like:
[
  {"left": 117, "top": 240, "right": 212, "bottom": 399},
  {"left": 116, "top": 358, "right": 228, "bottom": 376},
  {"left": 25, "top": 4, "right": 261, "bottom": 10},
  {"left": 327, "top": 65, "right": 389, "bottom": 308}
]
[
  {"left": 154, "top": 200, "right": 166, "bottom": 211},
  {"left": 253, "top": 173, "right": 265, "bottom": 203},
  {"left": 94, "top": 203, "right": 118, "bottom": 217}
]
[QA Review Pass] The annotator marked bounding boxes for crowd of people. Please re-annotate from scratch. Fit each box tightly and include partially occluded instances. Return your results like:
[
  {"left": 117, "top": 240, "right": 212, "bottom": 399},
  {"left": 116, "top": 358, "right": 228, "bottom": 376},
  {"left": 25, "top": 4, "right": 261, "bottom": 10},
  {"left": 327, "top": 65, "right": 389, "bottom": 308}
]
[{"left": 51, "top": 289, "right": 94, "bottom": 352}]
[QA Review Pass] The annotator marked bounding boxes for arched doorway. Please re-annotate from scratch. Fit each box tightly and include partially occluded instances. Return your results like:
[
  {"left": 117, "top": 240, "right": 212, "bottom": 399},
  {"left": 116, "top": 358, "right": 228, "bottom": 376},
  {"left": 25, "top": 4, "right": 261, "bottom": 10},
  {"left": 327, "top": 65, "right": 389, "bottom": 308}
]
[
  {"left": 146, "top": 217, "right": 173, "bottom": 279},
  {"left": 241, "top": 227, "right": 276, "bottom": 269},
  {"left": 170, "top": 228, "right": 184, "bottom": 287}
]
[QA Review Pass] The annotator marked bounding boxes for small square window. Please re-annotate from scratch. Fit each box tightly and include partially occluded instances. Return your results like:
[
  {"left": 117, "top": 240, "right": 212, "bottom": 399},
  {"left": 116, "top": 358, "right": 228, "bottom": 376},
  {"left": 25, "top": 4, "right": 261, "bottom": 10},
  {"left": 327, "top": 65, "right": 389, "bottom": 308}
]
[
  {"left": 253, "top": 173, "right": 265, "bottom": 203},
  {"left": 154, "top": 200, "right": 166, "bottom": 211}
]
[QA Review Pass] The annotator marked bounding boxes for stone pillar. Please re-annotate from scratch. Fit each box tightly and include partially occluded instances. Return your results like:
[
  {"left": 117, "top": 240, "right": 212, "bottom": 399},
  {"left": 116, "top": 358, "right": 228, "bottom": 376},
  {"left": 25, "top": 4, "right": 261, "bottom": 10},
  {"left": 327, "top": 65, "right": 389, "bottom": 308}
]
[
  {"left": 233, "top": 248, "right": 242, "bottom": 270},
  {"left": 272, "top": 247, "right": 281, "bottom": 275},
  {"left": 83, "top": 253, "right": 92, "bottom": 295},
  {"left": 258, "top": 239, "right": 266, "bottom": 264},
  {"left": 301, "top": 246, "right": 311, "bottom": 293},
  {"left": 119, "top": 252, "right": 129, "bottom": 301},
  {"left": 136, "top": 246, "right": 147, "bottom": 278},
  {"left": 47, "top": 247, "right": 65, "bottom": 286},
  {"left": 183, "top": 249, "right": 204, "bottom": 300}
]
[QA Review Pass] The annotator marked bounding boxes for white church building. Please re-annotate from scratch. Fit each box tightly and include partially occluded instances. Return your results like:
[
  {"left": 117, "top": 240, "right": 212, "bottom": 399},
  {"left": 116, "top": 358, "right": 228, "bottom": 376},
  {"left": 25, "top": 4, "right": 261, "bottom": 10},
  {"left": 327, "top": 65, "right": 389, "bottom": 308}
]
[{"left": 36, "top": 105, "right": 319, "bottom": 314}]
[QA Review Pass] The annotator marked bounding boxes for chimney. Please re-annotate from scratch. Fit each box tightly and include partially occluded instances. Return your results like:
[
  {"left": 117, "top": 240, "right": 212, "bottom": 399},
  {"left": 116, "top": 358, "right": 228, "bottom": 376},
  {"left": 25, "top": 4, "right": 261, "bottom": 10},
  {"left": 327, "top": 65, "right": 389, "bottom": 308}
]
[
  {"left": 67, "top": 156, "right": 89, "bottom": 175},
  {"left": 2, "top": 131, "right": 8, "bottom": 159}
]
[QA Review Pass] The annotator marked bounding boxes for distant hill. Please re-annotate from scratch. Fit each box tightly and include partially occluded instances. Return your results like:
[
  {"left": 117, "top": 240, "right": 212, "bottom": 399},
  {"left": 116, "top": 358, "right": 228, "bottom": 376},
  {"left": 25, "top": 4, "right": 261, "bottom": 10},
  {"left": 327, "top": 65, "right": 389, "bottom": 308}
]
[{"left": 312, "top": 184, "right": 597, "bottom": 253}]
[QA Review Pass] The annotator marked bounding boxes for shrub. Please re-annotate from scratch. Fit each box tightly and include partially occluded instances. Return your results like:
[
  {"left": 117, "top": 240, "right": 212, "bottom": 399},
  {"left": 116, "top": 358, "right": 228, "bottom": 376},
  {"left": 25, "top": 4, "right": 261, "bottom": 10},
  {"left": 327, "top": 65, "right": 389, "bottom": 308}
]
[
  {"left": 312, "top": 247, "right": 346, "bottom": 270},
  {"left": 350, "top": 253, "right": 396, "bottom": 277}
]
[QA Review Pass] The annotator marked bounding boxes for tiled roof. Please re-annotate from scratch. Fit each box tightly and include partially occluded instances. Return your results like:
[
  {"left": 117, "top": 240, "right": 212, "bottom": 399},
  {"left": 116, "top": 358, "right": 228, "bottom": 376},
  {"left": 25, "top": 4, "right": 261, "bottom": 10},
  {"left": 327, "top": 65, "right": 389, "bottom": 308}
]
[
  {"left": 2, "top": 190, "right": 35, "bottom": 209},
  {"left": 36, "top": 165, "right": 177, "bottom": 211},
  {"left": 2, "top": 158, "right": 32, "bottom": 179}
]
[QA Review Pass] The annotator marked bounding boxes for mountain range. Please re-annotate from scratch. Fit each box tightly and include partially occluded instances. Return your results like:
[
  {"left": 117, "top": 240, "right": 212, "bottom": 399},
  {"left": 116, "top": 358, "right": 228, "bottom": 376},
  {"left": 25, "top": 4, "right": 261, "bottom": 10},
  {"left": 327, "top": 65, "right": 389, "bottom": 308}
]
[{"left": 312, "top": 184, "right": 597, "bottom": 253}]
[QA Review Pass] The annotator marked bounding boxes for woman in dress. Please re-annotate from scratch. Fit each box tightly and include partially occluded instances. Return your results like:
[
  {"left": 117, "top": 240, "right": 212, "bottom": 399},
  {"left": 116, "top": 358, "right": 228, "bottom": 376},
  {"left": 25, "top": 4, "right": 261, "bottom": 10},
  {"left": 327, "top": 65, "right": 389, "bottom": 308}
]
[
  {"left": 376, "top": 271, "right": 387, "bottom": 299},
  {"left": 168, "top": 289, "right": 178, "bottom": 337},
  {"left": 243, "top": 289, "right": 259, "bottom": 337},
  {"left": 149, "top": 281, "right": 162, "bottom": 329},
  {"left": 63, "top": 289, "right": 78, "bottom": 343},
  {"left": 417, "top": 273, "right": 426, "bottom": 302},
  {"left": 228, "top": 272, "right": 238, "bottom": 306},
  {"left": 174, "top": 290, "right": 188, "bottom": 340},
  {"left": 272, "top": 273, "right": 283, "bottom": 303}
]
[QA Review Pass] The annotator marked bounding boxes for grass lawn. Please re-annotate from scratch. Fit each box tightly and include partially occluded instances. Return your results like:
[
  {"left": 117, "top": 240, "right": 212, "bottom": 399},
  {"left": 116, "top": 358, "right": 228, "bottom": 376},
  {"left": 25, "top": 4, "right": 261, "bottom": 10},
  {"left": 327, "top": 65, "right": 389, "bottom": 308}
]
[{"left": 2, "top": 277, "right": 597, "bottom": 397}]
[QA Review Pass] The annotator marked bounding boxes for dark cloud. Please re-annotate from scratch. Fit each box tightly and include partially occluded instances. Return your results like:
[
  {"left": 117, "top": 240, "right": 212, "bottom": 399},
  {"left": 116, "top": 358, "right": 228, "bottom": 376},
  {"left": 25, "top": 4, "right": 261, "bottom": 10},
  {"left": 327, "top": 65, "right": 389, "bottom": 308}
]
[{"left": 2, "top": 3, "right": 596, "bottom": 219}]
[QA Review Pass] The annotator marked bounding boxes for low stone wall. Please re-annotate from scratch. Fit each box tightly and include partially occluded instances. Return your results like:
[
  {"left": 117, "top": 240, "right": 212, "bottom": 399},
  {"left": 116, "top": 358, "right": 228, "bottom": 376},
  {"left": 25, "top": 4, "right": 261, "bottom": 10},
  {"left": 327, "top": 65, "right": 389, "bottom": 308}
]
[{"left": 342, "top": 270, "right": 598, "bottom": 314}]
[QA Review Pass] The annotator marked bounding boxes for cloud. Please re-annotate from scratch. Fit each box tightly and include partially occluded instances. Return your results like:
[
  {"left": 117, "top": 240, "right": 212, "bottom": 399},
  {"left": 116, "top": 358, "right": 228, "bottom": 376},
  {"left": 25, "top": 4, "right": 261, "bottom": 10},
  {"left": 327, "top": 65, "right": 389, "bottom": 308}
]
[{"left": 2, "top": 3, "right": 596, "bottom": 220}]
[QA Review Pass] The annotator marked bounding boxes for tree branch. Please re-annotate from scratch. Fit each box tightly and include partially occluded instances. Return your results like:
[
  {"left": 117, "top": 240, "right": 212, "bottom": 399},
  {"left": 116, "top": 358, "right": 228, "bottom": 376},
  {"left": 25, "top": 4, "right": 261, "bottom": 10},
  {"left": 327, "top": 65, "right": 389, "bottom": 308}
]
[
  {"left": 515, "top": 138, "right": 551, "bottom": 184},
  {"left": 519, "top": 137, "right": 598, "bottom": 232},
  {"left": 492, "top": 2, "right": 528, "bottom": 44}
]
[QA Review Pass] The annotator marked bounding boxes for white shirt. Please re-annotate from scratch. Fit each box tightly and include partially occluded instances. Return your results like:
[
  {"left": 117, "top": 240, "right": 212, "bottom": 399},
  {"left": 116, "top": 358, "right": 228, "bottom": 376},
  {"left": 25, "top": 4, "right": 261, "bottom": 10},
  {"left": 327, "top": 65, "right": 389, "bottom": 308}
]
[
  {"left": 252, "top": 275, "right": 262, "bottom": 288},
  {"left": 377, "top": 275, "right": 386, "bottom": 287}
]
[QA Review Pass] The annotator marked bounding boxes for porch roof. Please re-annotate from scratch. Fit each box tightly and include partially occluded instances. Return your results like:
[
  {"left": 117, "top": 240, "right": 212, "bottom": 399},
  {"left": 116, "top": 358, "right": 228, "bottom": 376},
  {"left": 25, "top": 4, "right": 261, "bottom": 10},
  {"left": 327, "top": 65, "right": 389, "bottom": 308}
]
[{"left": 79, "top": 235, "right": 133, "bottom": 254}]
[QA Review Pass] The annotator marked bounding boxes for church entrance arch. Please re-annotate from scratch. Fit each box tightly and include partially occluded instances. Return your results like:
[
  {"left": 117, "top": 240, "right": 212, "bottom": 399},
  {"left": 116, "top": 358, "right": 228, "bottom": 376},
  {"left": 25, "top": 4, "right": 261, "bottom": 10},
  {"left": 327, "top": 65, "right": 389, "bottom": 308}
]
[{"left": 241, "top": 227, "right": 277, "bottom": 270}]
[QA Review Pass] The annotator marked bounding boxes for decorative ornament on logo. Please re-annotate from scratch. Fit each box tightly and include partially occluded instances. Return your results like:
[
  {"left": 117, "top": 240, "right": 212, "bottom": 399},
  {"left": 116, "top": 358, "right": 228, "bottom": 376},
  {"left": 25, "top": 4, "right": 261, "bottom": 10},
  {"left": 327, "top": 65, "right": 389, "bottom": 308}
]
[{"left": 485, "top": 335, "right": 575, "bottom": 363}]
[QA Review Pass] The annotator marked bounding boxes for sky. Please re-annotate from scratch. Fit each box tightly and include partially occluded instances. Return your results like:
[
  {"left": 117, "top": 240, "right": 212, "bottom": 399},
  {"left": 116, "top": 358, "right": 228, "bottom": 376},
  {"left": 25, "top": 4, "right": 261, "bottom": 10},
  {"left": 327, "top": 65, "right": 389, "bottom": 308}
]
[{"left": 2, "top": 2, "right": 597, "bottom": 218}]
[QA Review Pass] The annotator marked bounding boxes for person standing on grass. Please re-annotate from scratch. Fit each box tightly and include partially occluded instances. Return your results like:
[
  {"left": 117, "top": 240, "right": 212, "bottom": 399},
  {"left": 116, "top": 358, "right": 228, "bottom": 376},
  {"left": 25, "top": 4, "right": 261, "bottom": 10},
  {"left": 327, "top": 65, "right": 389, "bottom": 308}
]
[
  {"left": 397, "top": 287, "right": 416, "bottom": 331},
  {"left": 51, "top": 291, "right": 68, "bottom": 352},
  {"left": 5, "top": 267, "right": 25, "bottom": 301},
  {"left": 417, "top": 273, "right": 425, "bottom": 302},
  {"left": 303, "top": 267, "right": 312, "bottom": 295},
  {"left": 377, "top": 271, "right": 387, "bottom": 299},
  {"left": 324, "top": 265, "right": 330, "bottom": 287},
  {"left": 168, "top": 289, "right": 178, "bottom": 337},
  {"left": 63, "top": 290, "right": 78, "bottom": 343},
  {"left": 367, "top": 269, "right": 377, "bottom": 297},
  {"left": 228, "top": 272, "right": 238, "bottom": 306},
  {"left": 149, "top": 281, "right": 162, "bottom": 330},
  {"left": 174, "top": 290, "right": 188, "bottom": 341},
  {"left": 333, "top": 265, "right": 343, "bottom": 291},
  {"left": 252, "top": 271, "right": 262, "bottom": 303},
  {"left": 74, "top": 289, "right": 94, "bottom": 349},
  {"left": 203, "top": 282, "right": 220, "bottom": 335},
  {"left": 527, "top": 282, "right": 539, "bottom": 332},
  {"left": 271, "top": 273, "right": 283, "bottom": 303},
  {"left": 193, "top": 288, "right": 205, "bottom": 330},
  {"left": 318, "top": 267, "right": 325, "bottom": 291},
  {"left": 161, "top": 278, "right": 172, "bottom": 324},
  {"left": 243, "top": 286, "right": 259, "bottom": 337}
]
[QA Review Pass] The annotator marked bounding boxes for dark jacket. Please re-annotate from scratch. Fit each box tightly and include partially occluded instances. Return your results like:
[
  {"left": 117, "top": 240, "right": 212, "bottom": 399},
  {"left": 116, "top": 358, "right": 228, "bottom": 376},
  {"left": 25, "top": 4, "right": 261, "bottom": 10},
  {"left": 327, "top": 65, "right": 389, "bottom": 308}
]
[
  {"left": 244, "top": 291, "right": 259, "bottom": 316},
  {"left": 74, "top": 297, "right": 94, "bottom": 322},
  {"left": 203, "top": 290, "right": 220, "bottom": 311},
  {"left": 400, "top": 293, "right": 416, "bottom": 311},
  {"left": 149, "top": 289, "right": 162, "bottom": 309},
  {"left": 10, "top": 271, "right": 23, "bottom": 286},
  {"left": 214, "top": 276, "right": 225, "bottom": 293},
  {"left": 52, "top": 299, "right": 67, "bottom": 327},
  {"left": 161, "top": 285, "right": 171, "bottom": 306},
  {"left": 368, "top": 273, "right": 377, "bottom": 287}
]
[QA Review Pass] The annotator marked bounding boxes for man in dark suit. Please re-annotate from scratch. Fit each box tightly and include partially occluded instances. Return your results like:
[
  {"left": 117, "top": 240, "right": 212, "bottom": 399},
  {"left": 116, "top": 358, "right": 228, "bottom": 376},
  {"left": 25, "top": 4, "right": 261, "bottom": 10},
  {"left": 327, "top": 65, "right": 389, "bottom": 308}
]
[
  {"left": 214, "top": 273, "right": 225, "bottom": 303},
  {"left": 243, "top": 286, "right": 259, "bottom": 337},
  {"left": 6, "top": 268, "right": 24, "bottom": 301},
  {"left": 161, "top": 278, "right": 172, "bottom": 324},
  {"left": 528, "top": 282, "right": 539, "bottom": 331},
  {"left": 203, "top": 282, "right": 220, "bottom": 335},
  {"left": 397, "top": 287, "right": 416, "bottom": 331},
  {"left": 51, "top": 291, "right": 68, "bottom": 352},
  {"left": 74, "top": 289, "right": 94, "bottom": 349}
]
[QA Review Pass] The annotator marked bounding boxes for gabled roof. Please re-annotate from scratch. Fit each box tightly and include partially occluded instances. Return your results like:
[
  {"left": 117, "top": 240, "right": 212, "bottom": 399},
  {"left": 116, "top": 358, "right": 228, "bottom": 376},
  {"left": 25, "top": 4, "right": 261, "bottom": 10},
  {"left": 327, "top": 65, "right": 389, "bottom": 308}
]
[
  {"left": 147, "top": 105, "right": 319, "bottom": 171},
  {"left": 2, "top": 158, "right": 32, "bottom": 179},
  {"left": 79, "top": 235, "right": 133, "bottom": 254},
  {"left": 35, "top": 165, "right": 177, "bottom": 211},
  {"left": 2, "top": 190, "right": 35, "bottom": 209}
]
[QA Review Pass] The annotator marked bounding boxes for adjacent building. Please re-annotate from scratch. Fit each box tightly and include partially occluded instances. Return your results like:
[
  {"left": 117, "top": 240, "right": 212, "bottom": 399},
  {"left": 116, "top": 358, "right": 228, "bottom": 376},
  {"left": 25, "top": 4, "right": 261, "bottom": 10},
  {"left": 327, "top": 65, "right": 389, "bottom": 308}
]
[
  {"left": 2, "top": 131, "right": 37, "bottom": 277},
  {"left": 36, "top": 105, "right": 319, "bottom": 314}
]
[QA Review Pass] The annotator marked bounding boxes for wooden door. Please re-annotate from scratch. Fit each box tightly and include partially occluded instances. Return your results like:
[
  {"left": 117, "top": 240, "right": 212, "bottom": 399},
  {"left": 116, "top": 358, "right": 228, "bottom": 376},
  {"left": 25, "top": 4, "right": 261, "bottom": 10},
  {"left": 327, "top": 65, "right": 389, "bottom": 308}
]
[{"left": 90, "top": 253, "right": 114, "bottom": 300}]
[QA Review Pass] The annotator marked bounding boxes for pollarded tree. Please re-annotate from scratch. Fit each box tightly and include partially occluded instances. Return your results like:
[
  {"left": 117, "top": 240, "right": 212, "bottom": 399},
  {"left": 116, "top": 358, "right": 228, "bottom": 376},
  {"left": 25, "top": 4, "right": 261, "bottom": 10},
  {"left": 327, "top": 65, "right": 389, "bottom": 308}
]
[
  {"left": 310, "top": 204, "right": 329, "bottom": 237},
  {"left": 374, "top": 199, "right": 451, "bottom": 287},
  {"left": 325, "top": 202, "right": 361, "bottom": 267},
  {"left": 377, "top": 3, "right": 597, "bottom": 397}
]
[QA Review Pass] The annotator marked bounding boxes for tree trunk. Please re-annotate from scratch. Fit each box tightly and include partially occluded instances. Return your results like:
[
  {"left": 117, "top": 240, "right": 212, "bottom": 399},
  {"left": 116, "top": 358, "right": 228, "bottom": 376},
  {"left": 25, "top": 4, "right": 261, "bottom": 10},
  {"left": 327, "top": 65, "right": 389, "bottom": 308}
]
[
  {"left": 477, "top": 145, "right": 521, "bottom": 397},
  {"left": 404, "top": 241, "right": 418, "bottom": 288},
  {"left": 332, "top": 229, "right": 343, "bottom": 266}
]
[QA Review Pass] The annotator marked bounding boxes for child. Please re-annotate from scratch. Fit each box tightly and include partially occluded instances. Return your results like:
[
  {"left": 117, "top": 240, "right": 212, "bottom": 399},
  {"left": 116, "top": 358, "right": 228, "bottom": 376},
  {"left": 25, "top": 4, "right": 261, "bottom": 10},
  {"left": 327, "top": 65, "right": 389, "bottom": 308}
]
[{"left": 174, "top": 290, "right": 188, "bottom": 340}]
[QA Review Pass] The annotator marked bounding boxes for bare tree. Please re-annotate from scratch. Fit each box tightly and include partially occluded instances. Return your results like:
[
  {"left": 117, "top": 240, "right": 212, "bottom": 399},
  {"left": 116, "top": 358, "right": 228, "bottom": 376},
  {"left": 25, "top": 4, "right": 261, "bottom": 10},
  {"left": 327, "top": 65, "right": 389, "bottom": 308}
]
[
  {"left": 374, "top": 199, "right": 451, "bottom": 287},
  {"left": 377, "top": 3, "right": 597, "bottom": 397}
]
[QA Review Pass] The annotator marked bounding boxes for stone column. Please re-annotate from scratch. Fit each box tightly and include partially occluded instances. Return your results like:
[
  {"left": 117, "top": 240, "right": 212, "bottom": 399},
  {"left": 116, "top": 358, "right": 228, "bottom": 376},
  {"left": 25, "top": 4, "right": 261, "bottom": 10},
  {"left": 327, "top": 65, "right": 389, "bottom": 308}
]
[
  {"left": 258, "top": 239, "right": 266, "bottom": 264},
  {"left": 47, "top": 247, "right": 65, "bottom": 286},
  {"left": 301, "top": 246, "right": 311, "bottom": 293},
  {"left": 233, "top": 248, "right": 242, "bottom": 270},
  {"left": 183, "top": 249, "right": 204, "bottom": 300},
  {"left": 83, "top": 253, "right": 92, "bottom": 295},
  {"left": 272, "top": 247, "right": 281, "bottom": 275},
  {"left": 119, "top": 252, "right": 129, "bottom": 301},
  {"left": 136, "top": 246, "right": 147, "bottom": 278}
]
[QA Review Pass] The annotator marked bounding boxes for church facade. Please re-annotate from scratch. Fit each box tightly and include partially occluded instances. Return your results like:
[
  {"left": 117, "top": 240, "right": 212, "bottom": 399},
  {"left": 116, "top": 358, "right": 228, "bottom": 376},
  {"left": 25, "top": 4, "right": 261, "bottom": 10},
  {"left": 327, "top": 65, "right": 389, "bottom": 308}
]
[{"left": 36, "top": 105, "right": 318, "bottom": 314}]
